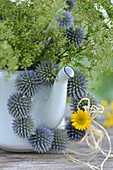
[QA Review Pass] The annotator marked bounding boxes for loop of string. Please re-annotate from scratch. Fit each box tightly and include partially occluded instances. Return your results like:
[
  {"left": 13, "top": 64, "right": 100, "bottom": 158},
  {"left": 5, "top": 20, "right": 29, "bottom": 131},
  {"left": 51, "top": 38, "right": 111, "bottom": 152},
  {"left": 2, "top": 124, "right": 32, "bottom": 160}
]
[{"left": 64, "top": 98, "right": 113, "bottom": 170}]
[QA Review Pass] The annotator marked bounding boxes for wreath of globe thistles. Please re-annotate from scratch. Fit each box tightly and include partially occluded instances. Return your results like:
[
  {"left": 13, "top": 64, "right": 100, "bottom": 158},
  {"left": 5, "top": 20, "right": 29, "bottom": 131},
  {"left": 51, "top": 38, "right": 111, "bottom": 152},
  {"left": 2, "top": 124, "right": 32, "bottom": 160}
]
[
  {"left": 67, "top": 69, "right": 88, "bottom": 100},
  {"left": 66, "top": 26, "right": 86, "bottom": 48},
  {"left": 7, "top": 61, "right": 89, "bottom": 153},
  {"left": 56, "top": 10, "right": 74, "bottom": 29},
  {"left": 7, "top": 67, "right": 113, "bottom": 169}
]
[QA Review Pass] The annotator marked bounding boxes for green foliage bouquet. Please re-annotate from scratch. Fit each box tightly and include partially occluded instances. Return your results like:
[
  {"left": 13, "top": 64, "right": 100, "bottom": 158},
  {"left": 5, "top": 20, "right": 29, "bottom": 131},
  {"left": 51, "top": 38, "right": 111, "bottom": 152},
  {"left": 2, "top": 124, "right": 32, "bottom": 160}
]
[{"left": 0, "top": 0, "right": 113, "bottom": 80}]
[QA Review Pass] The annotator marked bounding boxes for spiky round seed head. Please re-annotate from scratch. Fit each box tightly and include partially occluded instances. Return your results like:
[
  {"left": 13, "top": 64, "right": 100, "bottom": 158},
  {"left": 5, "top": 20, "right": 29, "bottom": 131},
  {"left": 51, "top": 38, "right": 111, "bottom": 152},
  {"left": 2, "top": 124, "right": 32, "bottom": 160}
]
[
  {"left": 7, "top": 93, "right": 31, "bottom": 119},
  {"left": 67, "top": 70, "right": 88, "bottom": 100},
  {"left": 56, "top": 10, "right": 74, "bottom": 29},
  {"left": 51, "top": 129, "right": 69, "bottom": 152},
  {"left": 65, "top": 121, "right": 85, "bottom": 141},
  {"left": 28, "top": 126, "right": 54, "bottom": 153},
  {"left": 36, "top": 61, "right": 60, "bottom": 86},
  {"left": 70, "top": 92, "right": 98, "bottom": 112},
  {"left": 12, "top": 116, "right": 34, "bottom": 138},
  {"left": 15, "top": 70, "right": 41, "bottom": 97},
  {"left": 66, "top": 26, "right": 86, "bottom": 48},
  {"left": 65, "top": 0, "right": 76, "bottom": 11}
]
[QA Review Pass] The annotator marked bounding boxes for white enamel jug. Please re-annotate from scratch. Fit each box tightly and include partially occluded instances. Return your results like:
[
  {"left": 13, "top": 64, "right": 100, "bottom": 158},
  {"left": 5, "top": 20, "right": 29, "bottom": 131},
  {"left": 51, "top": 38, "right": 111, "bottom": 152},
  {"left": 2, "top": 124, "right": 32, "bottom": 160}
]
[{"left": 0, "top": 66, "right": 74, "bottom": 152}]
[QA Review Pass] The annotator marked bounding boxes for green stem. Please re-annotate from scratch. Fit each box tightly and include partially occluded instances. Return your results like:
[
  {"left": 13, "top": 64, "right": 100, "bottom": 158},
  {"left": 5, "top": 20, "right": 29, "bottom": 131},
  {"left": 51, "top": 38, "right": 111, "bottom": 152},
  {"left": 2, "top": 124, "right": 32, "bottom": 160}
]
[{"left": 39, "top": 38, "right": 53, "bottom": 58}]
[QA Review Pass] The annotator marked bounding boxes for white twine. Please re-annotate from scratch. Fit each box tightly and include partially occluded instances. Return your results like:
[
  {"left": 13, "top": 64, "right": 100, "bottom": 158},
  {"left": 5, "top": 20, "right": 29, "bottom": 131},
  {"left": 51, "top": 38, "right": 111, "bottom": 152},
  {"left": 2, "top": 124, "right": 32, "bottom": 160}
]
[{"left": 64, "top": 98, "right": 113, "bottom": 170}]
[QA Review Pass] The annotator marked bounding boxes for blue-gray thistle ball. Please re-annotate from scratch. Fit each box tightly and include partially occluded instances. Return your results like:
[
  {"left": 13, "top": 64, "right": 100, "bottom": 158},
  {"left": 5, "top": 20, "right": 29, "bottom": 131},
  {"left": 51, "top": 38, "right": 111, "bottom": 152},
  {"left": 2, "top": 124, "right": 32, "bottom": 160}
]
[
  {"left": 67, "top": 70, "right": 88, "bottom": 100},
  {"left": 51, "top": 129, "right": 69, "bottom": 152},
  {"left": 65, "top": 121, "right": 85, "bottom": 141},
  {"left": 36, "top": 61, "right": 60, "bottom": 86},
  {"left": 66, "top": 26, "right": 86, "bottom": 48},
  {"left": 7, "top": 93, "right": 31, "bottom": 119},
  {"left": 56, "top": 10, "right": 74, "bottom": 29},
  {"left": 12, "top": 116, "right": 34, "bottom": 138},
  {"left": 15, "top": 70, "right": 41, "bottom": 97},
  {"left": 28, "top": 126, "right": 54, "bottom": 153},
  {"left": 70, "top": 92, "right": 98, "bottom": 112},
  {"left": 65, "top": 0, "right": 76, "bottom": 11}
]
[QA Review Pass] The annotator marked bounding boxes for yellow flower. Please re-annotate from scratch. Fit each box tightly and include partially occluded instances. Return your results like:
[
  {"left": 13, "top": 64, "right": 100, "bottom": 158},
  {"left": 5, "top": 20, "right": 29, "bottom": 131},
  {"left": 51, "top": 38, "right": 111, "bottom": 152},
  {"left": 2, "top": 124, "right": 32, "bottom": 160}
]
[
  {"left": 103, "top": 101, "right": 113, "bottom": 128},
  {"left": 71, "top": 110, "right": 91, "bottom": 130},
  {"left": 42, "top": 0, "right": 54, "bottom": 9},
  {"left": 101, "top": 100, "right": 108, "bottom": 112}
]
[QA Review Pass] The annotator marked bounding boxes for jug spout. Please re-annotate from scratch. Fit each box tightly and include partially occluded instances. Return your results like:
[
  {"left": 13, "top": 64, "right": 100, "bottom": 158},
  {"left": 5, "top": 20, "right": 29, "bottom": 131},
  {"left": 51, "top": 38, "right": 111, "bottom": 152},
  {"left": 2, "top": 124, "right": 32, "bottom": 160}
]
[
  {"left": 58, "top": 66, "right": 75, "bottom": 81},
  {"left": 36, "top": 66, "right": 74, "bottom": 129}
]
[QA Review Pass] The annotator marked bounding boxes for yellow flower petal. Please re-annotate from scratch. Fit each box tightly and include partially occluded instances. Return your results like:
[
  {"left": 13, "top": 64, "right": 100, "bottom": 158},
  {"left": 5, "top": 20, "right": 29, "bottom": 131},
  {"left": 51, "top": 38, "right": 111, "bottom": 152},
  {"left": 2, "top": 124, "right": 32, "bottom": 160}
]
[{"left": 71, "top": 114, "right": 76, "bottom": 118}]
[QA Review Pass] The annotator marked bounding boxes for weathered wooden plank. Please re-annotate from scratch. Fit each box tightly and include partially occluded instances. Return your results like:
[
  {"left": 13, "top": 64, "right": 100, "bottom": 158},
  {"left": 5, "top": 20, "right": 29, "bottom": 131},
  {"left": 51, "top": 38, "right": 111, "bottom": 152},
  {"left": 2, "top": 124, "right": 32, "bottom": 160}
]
[{"left": 0, "top": 150, "right": 113, "bottom": 170}]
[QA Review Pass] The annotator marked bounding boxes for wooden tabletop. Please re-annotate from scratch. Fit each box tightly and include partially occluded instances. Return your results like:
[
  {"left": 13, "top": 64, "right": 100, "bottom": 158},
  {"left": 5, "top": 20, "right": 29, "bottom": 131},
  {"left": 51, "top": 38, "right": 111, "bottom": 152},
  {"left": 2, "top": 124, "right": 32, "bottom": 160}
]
[{"left": 0, "top": 106, "right": 113, "bottom": 170}]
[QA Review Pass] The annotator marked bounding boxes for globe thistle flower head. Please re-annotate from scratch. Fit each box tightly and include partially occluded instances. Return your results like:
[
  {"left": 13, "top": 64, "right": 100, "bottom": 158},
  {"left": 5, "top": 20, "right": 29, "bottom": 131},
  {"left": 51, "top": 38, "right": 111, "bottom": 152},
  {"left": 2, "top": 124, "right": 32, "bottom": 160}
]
[
  {"left": 65, "top": 0, "right": 76, "bottom": 11},
  {"left": 7, "top": 93, "right": 31, "bottom": 119},
  {"left": 28, "top": 126, "right": 54, "bottom": 153},
  {"left": 66, "top": 26, "right": 86, "bottom": 48},
  {"left": 65, "top": 121, "right": 85, "bottom": 141},
  {"left": 51, "top": 129, "right": 69, "bottom": 152},
  {"left": 15, "top": 70, "right": 41, "bottom": 97},
  {"left": 70, "top": 92, "right": 98, "bottom": 112},
  {"left": 36, "top": 61, "right": 60, "bottom": 86},
  {"left": 67, "top": 70, "right": 88, "bottom": 100},
  {"left": 12, "top": 116, "right": 34, "bottom": 138},
  {"left": 56, "top": 10, "right": 74, "bottom": 29}
]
